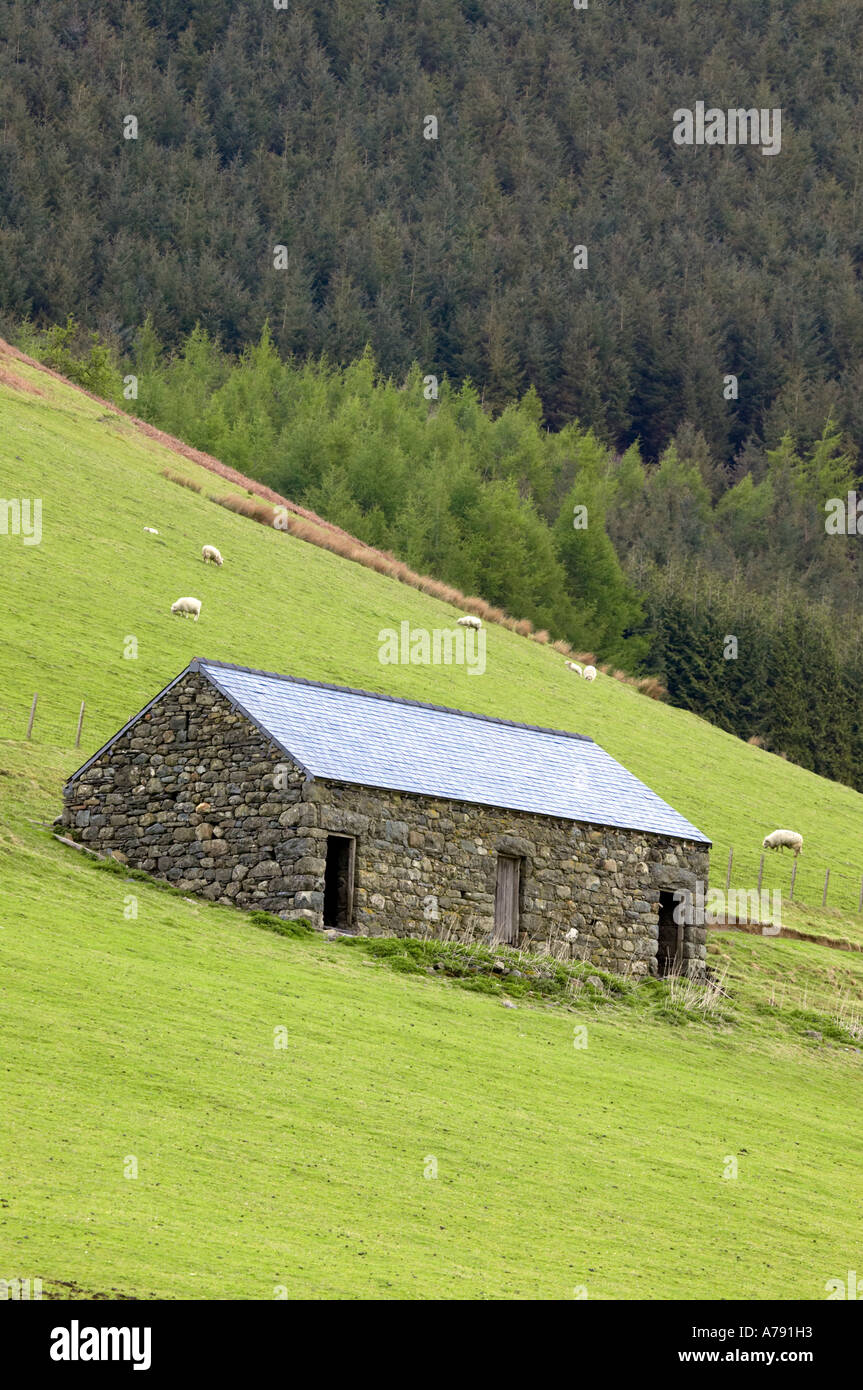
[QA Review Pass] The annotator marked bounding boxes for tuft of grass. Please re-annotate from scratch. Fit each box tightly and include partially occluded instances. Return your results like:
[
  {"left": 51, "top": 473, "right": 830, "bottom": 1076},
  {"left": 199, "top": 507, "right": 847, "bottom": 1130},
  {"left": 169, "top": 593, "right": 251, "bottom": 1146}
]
[
  {"left": 635, "top": 674, "right": 667, "bottom": 701},
  {"left": 661, "top": 964, "right": 733, "bottom": 1022},
  {"left": 212, "top": 492, "right": 278, "bottom": 526},
  {"left": 341, "top": 933, "right": 647, "bottom": 1012},
  {"left": 248, "top": 911, "right": 315, "bottom": 940},
  {"left": 161, "top": 468, "right": 202, "bottom": 493}
]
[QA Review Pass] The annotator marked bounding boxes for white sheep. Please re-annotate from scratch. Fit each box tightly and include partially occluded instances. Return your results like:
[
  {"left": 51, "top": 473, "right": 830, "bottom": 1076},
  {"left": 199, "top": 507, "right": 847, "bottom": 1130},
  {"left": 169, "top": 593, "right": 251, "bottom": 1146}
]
[
  {"left": 143, "top": 527, "right": 159, "bottom": 535},
  {"left": 202, "top": 545, "right": 223, "bottom": 566},
  {"left": 566, "top": 660, "right": 597, "bottom": 681},
  {"left": 457, "top": 615, "right": 482, "bottom": 630},
  {"left": 170, "top": 596, "right": 202, "bottom": 621},
  {"left": 762, "top": 829, "right": 803, "bottom": 857}
]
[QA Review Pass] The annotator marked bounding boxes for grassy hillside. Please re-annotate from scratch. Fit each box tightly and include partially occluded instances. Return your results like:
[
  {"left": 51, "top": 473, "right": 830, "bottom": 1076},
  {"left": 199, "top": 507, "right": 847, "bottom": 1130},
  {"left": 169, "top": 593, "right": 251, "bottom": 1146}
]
[
  {"left": 2, "top": 743, "right": 861, "bottom": 1301},
  {"left": 2, "top": 349, "right": 863, "bottom": 921},
  {"left": 1, "top": 355, "right": 862, "bottom": 1299}
]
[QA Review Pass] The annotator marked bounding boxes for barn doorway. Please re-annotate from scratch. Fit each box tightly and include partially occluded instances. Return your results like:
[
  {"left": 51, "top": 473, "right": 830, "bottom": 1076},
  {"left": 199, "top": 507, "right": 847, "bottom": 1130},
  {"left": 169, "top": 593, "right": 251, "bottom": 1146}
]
[
  {"left": 493, "top": 854, "right": 521, "bottom": 945},
  {"left": 323, "top": 835, "right": 356, "bottom": 931},
  {"left": 656, "top": 889, "right": 684, "bottom": 976}
]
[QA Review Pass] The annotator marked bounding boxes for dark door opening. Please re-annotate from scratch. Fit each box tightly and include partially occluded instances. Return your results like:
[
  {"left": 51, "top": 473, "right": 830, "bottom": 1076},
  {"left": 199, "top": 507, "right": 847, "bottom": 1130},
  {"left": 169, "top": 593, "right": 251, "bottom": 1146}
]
[
  {"left": 493, "top": 855, "right": 521, "bottom": 945},
  {"left": 324, "top": 835, "right": 356, "bottom": 930},
  {"left": 656, "top": 889, "right": 684, "bottom": 976}
]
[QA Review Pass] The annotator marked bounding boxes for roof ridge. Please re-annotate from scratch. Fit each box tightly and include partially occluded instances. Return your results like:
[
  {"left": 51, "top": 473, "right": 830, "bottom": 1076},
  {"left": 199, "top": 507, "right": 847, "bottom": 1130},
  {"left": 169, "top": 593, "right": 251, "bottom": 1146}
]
[{"left": 192, "top": 657, "right": 595, "bottom": 744}]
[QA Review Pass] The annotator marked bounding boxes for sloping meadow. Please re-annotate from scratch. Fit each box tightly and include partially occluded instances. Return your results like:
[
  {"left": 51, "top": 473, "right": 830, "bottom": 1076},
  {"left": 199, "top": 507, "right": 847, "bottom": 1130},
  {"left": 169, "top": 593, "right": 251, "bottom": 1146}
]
[
  {"left": 2, "top": 357, "right": 863, "bottom": 921},
  {"left": 0, "top": 360, "right": 861, "bottom": 1297}
]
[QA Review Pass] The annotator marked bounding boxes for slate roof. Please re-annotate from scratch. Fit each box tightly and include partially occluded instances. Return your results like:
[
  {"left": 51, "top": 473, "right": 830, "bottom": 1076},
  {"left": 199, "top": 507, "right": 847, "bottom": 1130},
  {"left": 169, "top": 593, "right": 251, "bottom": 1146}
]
[{"left": 65, "top": 658, "right": 708, "bottom": 843}]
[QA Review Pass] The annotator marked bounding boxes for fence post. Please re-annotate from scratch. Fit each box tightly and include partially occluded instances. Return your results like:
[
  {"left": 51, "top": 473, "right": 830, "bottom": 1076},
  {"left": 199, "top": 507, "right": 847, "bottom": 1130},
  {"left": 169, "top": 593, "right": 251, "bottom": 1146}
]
[
  {"left": 790, "top": 859, "right": 797, "bottom": 902},
  {"left": 26, "top": 693, "right": 37, "bottom": 740},
  {"left": 75, "top": 700, "right": 85, "bottom": 749},
  {"left": 757, "top": 853, "right": 764, "bottom": 897},
  {"left": 726, "top": 847, "right": 733, "bottom": 892},
  {"left": 858, "top": 875, "right": 863, "bottom": 913},
  {"left": 822, "top": 868, "right": 830, "bottom": 909}
]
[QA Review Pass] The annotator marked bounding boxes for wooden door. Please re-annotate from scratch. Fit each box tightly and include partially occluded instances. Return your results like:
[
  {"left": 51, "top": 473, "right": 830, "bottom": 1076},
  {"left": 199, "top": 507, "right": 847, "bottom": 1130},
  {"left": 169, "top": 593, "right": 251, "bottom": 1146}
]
[{"left": 494, "top": 855, "right": 520, "bottom": 945}]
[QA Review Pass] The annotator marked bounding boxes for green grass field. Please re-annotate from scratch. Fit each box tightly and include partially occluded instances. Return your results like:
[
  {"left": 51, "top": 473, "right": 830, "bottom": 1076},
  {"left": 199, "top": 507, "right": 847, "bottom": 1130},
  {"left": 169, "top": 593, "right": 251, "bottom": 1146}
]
[{"left": 1, "top": 353, "right": 861, "bottom": 1299}]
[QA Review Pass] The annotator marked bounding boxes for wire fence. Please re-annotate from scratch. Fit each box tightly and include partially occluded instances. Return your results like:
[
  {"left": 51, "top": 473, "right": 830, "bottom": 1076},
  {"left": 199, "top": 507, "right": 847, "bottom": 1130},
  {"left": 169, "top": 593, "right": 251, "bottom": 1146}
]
[
  {"left": 718, "top": 844, "right": 863, "bottom": 917},
  {"left": 17, "top": 691, "right": 89, "bottom": 749}
]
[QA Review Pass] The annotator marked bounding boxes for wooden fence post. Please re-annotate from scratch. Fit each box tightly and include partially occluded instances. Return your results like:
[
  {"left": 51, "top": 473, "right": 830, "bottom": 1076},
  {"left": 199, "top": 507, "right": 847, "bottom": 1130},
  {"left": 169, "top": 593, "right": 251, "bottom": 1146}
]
[
  {"left": 726, "top": 847, "right": 733, "bottom": 892},
  {"left": 822, "top": 868, "right": 830, "bottom": 909},
  {"left": 75, "top": 700, "right": 85, "bottom": 749},
  {"left": 26, "top": 693, "right": 37, "bottom": 740},
  {"left": 858, "top": 875, "right": 863, "bottom": 913},
  {"left": 790, "top": 859, "right": 797, "bottom": 902}
]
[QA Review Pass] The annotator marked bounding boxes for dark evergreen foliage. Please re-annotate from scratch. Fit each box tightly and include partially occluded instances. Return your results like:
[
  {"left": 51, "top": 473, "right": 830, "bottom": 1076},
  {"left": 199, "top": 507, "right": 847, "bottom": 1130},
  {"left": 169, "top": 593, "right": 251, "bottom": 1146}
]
[
  {"left": 1, "top": 0, "right": 862, "bottom": 465},
  {"left": 5, "top": 1, "right": 863, "bottom": 788}
]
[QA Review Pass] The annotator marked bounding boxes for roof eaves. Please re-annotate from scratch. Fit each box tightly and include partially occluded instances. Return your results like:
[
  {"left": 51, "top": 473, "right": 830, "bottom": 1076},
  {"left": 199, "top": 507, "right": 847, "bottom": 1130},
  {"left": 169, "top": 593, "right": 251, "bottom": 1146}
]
[{"left": 297, "top": 771, "right": 711, "bottom": 842}]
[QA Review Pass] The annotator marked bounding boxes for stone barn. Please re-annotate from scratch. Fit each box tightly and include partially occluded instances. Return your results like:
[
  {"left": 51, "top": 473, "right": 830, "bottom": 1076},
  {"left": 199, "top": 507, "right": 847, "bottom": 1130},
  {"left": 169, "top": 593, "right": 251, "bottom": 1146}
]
[{"left": 61, "top": 658, "right": 711, "bottom": 976}]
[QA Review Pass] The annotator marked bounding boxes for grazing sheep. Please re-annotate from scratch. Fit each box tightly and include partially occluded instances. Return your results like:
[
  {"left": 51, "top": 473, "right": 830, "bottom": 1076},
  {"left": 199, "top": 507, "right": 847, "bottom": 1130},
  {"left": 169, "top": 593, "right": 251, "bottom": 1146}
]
[
  {"left": 143, "top": 527, "right": 159, "bottom": 534},
  {"left": 565, "top": 660, "right": 597, "bottom": 681},
  {"left": 202, "top": 544, "right": 223, "bottom": 566},
  {"left": 457, "top": 615, "right": 482, "bottom": 630},
  {"left": 170, "top": 596, "right": 202, "bottom": 621},
  {"left": 762, "top": 828, "right": 803, "bottom": 857}
]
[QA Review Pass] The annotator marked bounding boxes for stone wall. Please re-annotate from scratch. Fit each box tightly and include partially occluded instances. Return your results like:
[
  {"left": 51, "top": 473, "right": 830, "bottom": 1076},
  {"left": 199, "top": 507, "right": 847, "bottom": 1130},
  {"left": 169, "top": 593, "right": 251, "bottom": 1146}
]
[
  {"left": 61, "top": 671, "right": 313, "bottom": 911},
  {"left": 318, "top": 781, "right": 709, "bottom": 976},
  {"left": 61, "top": 671, "right": 709, "bottom": 976}
]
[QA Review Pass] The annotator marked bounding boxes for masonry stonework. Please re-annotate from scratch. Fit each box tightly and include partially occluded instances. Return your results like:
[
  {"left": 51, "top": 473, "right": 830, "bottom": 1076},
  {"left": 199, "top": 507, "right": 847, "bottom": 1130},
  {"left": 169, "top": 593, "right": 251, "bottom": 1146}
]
[{"left": 61, "top": 671, "right": 709, "bottom": 976}]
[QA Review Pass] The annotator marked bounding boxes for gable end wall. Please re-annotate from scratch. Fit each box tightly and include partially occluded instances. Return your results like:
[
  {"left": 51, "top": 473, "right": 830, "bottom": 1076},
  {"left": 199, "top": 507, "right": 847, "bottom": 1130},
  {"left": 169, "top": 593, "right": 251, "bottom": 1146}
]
[{"left": 61, "top": 671, "right": 313, "bottom": 910}]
